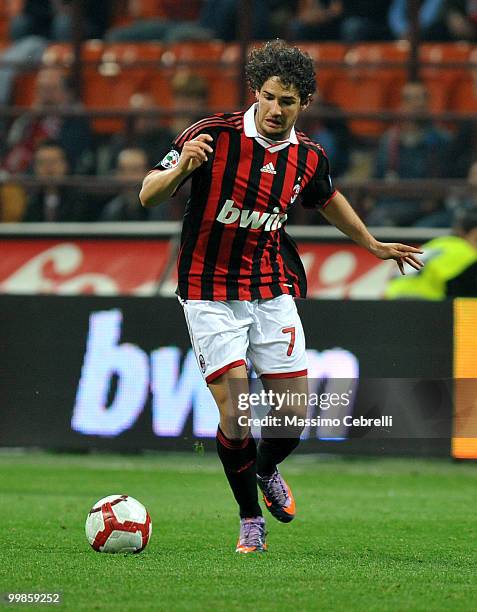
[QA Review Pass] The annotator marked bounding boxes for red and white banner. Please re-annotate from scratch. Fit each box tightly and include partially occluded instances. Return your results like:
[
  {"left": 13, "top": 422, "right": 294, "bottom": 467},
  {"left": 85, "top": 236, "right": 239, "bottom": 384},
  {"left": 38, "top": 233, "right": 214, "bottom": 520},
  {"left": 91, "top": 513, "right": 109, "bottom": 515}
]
[
  {"left": 0, "top": 239, "right": 172, "bottom": 296},
  {"left": 0, "top": 239, "right": 395, "bottom": 298},
  {"left": 299, "top": 243, "right": 395, "bottom": 298}
]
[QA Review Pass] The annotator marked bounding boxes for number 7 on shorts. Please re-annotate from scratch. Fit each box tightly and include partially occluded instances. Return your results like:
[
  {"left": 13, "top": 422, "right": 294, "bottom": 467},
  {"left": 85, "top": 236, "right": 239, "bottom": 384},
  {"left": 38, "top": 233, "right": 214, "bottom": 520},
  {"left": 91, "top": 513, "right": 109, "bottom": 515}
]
[{"left": 282, "top": 326, "right": 296, "bottom": 356}]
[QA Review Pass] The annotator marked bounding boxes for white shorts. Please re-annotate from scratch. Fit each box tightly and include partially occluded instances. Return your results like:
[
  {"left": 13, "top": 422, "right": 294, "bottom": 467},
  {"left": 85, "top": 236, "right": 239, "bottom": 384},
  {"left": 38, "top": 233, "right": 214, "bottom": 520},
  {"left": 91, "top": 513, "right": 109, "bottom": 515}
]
[{"left": 180, "top": 294, "right": 308, "bottom": 383}]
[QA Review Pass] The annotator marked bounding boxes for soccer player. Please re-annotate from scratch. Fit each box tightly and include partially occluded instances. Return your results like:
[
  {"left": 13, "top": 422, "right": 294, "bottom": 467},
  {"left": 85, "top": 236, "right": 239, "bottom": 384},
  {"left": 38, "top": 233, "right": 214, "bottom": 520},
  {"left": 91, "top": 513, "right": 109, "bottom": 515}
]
[{"left": 140, "top": 41, "right": 423, "bottom": 553}]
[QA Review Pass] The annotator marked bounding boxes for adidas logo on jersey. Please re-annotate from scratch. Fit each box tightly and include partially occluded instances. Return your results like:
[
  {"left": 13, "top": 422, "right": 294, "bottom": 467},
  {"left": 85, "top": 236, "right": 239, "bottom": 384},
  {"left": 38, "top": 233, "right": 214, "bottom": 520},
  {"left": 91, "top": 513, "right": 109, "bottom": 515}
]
[{"left": 260, "top": 162, "right": 277, "bottom": 174}]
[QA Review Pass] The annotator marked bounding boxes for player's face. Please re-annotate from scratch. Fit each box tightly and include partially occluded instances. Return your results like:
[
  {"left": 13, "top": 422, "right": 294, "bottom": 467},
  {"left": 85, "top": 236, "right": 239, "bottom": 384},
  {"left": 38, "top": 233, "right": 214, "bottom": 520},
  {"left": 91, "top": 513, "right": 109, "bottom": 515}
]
[{"left": 255, "top": 77, "right": 308, "bottom": 140}]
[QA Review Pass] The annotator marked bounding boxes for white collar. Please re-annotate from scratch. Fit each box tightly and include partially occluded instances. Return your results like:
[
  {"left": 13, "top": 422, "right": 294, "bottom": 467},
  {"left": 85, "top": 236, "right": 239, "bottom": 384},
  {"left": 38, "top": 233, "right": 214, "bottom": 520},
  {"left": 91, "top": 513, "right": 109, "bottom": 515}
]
[{"left": 243, "top": 103, "right": 298, "bottom": 152}]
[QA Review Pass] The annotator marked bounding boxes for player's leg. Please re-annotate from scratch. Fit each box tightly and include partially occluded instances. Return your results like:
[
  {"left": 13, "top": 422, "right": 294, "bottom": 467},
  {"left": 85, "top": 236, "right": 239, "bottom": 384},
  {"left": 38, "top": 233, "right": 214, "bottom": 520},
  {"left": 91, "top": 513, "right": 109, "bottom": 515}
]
[
  {"left": 208, "top": 367, "right": 266, "bottom": 553},
  {"left": 180, "top": 299, "right": 265, "bottom": 551},
  {"left": 209, "top": 365, "right": 262, "bottom": 521},
  {"left": 255, "top": 374, "right": 307, "bottom": 523},
  {"left": 248, "top": 295, "right": 309, "bottom": 522},
  {"left": 257, "top": 374, "right": 308, "bottom": 477}
]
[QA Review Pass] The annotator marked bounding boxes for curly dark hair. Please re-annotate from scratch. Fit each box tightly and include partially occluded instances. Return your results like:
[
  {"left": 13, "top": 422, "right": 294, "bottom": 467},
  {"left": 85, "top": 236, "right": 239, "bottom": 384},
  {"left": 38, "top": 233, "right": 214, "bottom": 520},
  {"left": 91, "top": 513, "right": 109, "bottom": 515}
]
[{"left": 245, "top": 40, "right": 316, "bottom": 103}]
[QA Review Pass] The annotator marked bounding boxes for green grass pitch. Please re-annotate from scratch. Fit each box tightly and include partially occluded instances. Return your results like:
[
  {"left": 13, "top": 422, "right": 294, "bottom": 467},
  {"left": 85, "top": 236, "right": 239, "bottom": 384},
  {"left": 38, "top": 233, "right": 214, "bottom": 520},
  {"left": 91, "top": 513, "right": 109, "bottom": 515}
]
[{"left": 0, "top": 451, "right": 476, "bottom": 611}]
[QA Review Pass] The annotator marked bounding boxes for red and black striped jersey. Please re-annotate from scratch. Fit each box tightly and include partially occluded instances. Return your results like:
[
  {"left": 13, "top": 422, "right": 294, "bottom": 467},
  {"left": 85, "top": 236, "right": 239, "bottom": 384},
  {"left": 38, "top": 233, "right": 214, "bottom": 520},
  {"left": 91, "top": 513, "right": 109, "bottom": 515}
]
[{"left": 152, "top": 104, "right": 337, "bottom": 300}]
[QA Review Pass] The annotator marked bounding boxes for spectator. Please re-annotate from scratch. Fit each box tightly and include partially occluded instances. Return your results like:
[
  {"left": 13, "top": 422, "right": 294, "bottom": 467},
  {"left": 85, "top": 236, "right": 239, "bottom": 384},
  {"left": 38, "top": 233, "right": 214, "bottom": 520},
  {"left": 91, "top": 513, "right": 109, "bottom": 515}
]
[
  {"left": 288, "top": 0, "right": 343, "bottom": 41},
  {"left": 99, "top": 92, "right": 173, "bottom": 174},
  {"left": 287, "top": 92, "right": 350, "bottom": 226},
  {"left": 302, "top": 91, "right": 351, "bottom": 177},
  {"left": 106, "top": 0, "right": 209, "bottom": 42},
  {"left": 1, "top": 67, "right": 93, "bottom": 175},
  {"left": 8, "top": 0, "right": 54, "bottom": 41},
  {"left": 21, "top": 139, "right": 89, "bottom": 222},
  {"left": 449, "top": 118, "right": 477, "bottom": 179},
  {"left": 99, "top": 148, "right": 151, "bottom": 221},
  {"left": 445, "top": 0, "right": 477, "bottom": 41},
  {"left": 147, "top": 71, "right": 210, "bottom": 221},
  {"left": 367, "top": 81, "right": 452, "bottom": 227},
  {"left": 341, "top": 0, "right": 391, "bottom": 42},
  {"left": 388, "top": 0, "right": 448, "bottom": 41},
  {"left": 148, "top": 71, "right": 210, "bottom": 221},
  {"left": 386, "top": 207, "right": 477, "bottom": 299},
  {"left": 198, "top": 0, "right": 273, "bottom": 41},
  {"left": 0, "top": 36, "right": 47, "bottom": 126},
  {"left": 446, "top": 158, "right": 477, "bottom": 212},
  {"left": 447, "top": 53, "right": 477, "bottom": 178},
  {"left": 0, "top": 1, "right": 111, "bottom": 110},
  {"left": 99, "top": 72, "right": 208, "bottom": 177},
  {"left": 170, "top": 69, "right": 209, "bottom": 136},
  {"left": 268, "top": 2, "right": 301, "bottom": 39},
  {"left": 10, "top": 0, "right": 111, "bottom": 42}
]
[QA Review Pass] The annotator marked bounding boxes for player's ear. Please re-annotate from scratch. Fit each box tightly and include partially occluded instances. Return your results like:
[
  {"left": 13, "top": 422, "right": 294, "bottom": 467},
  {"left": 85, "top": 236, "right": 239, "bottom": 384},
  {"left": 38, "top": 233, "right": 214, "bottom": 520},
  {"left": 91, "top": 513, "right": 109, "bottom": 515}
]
[{"left": 255, "top": 90, "right": 260, "bottom": 101}]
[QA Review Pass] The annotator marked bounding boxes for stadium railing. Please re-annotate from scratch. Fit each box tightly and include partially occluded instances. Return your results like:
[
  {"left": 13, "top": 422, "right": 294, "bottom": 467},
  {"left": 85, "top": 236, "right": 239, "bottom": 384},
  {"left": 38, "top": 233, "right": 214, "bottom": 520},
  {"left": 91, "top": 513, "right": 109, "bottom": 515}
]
[{"left": 0, "top": 219, "right": 451, "bottom": 243}]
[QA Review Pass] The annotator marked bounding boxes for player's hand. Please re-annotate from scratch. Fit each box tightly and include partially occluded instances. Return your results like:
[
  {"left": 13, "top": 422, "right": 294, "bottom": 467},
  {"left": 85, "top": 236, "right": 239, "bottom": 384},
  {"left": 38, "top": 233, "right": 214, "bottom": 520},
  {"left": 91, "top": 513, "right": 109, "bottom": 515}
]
[
  {"left": 370, "top": 241, "right": 424, "bottom": 275},
  {"left": 178, "top": 134, "right": 213, "bottom": 174}
]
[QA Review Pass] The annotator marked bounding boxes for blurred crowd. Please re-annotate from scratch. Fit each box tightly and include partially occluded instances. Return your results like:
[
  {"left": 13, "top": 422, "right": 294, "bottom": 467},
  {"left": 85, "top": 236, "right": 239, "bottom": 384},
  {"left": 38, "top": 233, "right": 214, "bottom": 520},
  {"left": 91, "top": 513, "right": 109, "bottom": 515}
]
[
  {"left": 5, "top": 2, "right": 477, "bottom": 48},
  {"left": 0, "top": 0, "right": 476, "bottom": 226}
]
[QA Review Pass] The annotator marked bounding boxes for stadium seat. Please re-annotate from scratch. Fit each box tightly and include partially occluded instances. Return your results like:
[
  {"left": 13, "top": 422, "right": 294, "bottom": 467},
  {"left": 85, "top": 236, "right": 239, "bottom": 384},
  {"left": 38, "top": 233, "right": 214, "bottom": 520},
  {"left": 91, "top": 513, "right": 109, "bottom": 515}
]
[
  {"left": 368, "top": 41, "right": 409, "bottom": 110},
  {"left": 102, "top": 41, "right": 163, "bottom": 65},
  {"left": 0, "top": 0, "right": 23, "bottom": 42},
  {"left": 420, "top": 41, "right": 472, "bottom": 65},
  {"left": 42, "top": 40, "right": 104, "bottom": 68},
  {"left": 136, "top": 0, "right": 163, "bottom": 17},
  {"left": 420, "top": 43, "right": 472, "bottom": 113},
  {"left": 450, "top": 78, "right": 477, "bottom": 113},
  {"left": 162, "top": 41, "right": 226, "bottom": 63},
  {"left": 12, "top": 72, "right": 36, "bottom": 107},
  {"left": 42, "top": 43, "right": 74, "bottom": 67},
  {"left": 13, "top": 42, "right": 106, "bottom": 116},
  {"left": 211, "top": 43, "right": 241, "bottom": 111},
  {"left": 136, "top": 0, "right": 203, "bottom": 19},
  {"left": 0, "top": 184, "right": 26, "bottom": 222},
  {"left": 297, "top": 42, "right": 348, "bottom": 99},
  {"left": 21, "top": 40, "right": 477, "bottom": 141},
  {"left": 326, "top": 43, "right": 398, "bottom": 137},
  {"left": 0, "top": 15, "right": 9, "bottom": 42},
  {"left": 83, "top": 42, "right": 163, "bottom": 133},
  {"left": 448, "top": 47, "right": 477, "bottom": 113},
  {"left": 157, "top": 42, "right": 240, "bottom": 112}
]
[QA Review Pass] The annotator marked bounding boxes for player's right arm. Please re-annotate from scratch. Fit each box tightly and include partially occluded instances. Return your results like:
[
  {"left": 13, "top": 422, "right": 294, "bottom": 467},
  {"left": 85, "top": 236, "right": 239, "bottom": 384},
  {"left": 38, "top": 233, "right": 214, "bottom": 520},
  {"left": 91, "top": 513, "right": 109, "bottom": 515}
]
[{"left": 139, "top": 134, "right": 213, "bottom": 207}]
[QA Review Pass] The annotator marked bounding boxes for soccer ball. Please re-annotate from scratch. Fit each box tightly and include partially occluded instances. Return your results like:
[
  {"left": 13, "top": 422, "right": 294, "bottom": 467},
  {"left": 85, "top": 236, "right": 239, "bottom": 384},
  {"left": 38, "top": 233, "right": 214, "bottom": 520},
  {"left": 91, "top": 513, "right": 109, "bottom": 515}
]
[{"left": 85, "top": 494, "right": 152, "bottom": 553}]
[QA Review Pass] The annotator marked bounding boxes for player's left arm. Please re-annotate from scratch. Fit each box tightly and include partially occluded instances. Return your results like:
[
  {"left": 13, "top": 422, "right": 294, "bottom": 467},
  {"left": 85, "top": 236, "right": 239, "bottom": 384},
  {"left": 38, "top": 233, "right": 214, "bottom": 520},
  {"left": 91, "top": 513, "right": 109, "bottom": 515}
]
[{"left": 320, "top": 191, "right": 424, "bottom": 275}]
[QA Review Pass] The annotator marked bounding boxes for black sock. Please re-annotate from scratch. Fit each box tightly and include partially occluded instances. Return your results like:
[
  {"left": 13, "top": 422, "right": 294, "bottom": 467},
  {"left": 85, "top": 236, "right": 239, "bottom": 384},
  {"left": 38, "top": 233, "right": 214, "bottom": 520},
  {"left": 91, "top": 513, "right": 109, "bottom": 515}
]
[
  {"left": 256, "top": 437, "right": 301, "bottom": 479},
  {"left": 216, "top": 427, "right": 262, "bottom": 519}
]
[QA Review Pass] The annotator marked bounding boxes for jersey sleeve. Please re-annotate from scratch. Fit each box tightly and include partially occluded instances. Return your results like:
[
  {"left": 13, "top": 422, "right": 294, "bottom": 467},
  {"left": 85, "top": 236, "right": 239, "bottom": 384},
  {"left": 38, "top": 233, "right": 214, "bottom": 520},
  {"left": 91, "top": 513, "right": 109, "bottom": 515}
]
[
  {"left": 147, "top": 139, "right": 188, "bottom": 197},
  {"left": 151, "top": 116, "right": 217, "bottom": 173},
  {"left": 300, "top": 150, "right": 337, "bottom": 209},
  {"left": 151, "top": 138, "right": 182, "bottom": 173},
  {"left": 149, "top": 119, "right": 214, "bottom": 194}
]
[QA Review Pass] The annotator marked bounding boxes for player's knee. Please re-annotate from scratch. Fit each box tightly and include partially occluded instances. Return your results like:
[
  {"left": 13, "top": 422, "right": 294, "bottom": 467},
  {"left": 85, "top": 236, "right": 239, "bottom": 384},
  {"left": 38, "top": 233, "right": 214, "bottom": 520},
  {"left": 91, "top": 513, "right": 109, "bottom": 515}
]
[
  {"left": 219, "top": 414, "right": 249, "bottom": 441},
  {"left": 284, "top": 401, "right": 308, "bottom": 420}
]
